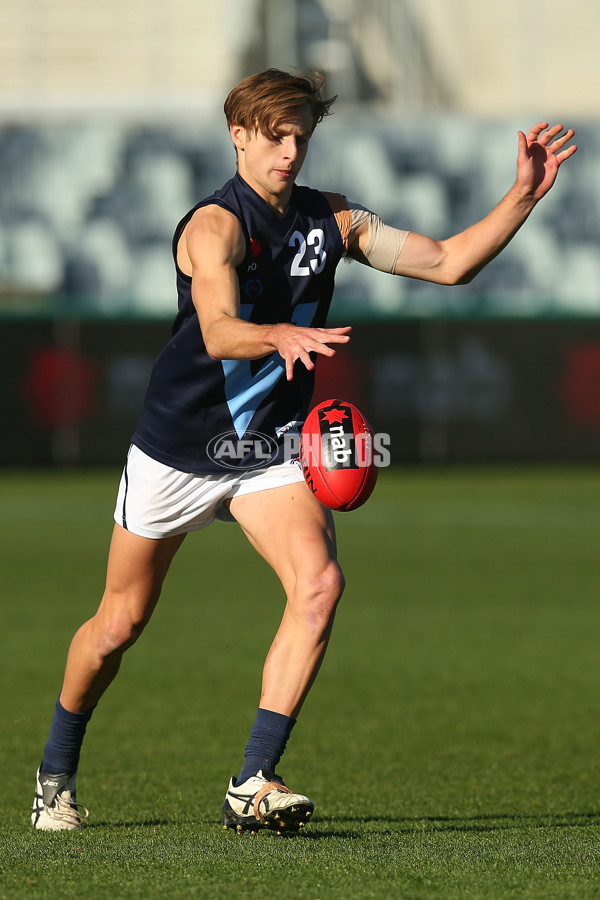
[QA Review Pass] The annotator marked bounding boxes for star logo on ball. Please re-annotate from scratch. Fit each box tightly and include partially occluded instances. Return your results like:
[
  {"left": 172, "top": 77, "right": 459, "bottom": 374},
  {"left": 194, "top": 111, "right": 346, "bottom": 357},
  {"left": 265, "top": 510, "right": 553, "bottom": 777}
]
[{"left": 320, "top": 407, "right": 348, "bottom": 425}]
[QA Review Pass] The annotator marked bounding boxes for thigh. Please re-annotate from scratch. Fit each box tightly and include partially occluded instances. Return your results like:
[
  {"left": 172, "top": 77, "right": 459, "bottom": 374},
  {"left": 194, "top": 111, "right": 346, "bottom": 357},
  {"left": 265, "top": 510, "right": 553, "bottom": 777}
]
[
  {"left": 228, "top": 481, "right": 338, "bottom": 592},
  {"left": 99, "top": 523, "right": 186, "bottom": 626}
]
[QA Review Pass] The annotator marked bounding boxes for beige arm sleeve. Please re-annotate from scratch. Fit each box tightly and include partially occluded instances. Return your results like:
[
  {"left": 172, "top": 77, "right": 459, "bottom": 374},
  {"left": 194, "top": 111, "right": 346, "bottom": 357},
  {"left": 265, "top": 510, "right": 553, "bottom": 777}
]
[{"left": 348, "top": 202, "right": 409, "bottom": 274}]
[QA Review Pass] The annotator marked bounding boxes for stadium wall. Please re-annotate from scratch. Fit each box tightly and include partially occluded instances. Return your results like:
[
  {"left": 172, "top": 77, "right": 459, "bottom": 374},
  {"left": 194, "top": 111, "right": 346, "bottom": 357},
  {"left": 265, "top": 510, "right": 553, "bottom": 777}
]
[
  {"left": 3, "top": 316, "right": 599, "bottom": 467},
  {"left": 1, "top": 0, "right": 598, "bottom": 117}
]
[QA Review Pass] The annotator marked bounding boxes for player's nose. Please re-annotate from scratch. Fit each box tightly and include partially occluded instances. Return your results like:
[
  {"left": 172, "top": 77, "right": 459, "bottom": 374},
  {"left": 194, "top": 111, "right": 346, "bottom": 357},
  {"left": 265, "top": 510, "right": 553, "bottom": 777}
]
[{"left": 282, "top": 136, "right": 299, "bottom": 160}]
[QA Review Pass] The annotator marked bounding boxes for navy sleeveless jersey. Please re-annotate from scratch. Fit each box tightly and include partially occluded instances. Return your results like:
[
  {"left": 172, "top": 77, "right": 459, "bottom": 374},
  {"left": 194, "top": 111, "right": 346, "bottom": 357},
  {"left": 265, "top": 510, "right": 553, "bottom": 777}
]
[{"left": 131, "top": 173, "right": 345, "bottom": 474}]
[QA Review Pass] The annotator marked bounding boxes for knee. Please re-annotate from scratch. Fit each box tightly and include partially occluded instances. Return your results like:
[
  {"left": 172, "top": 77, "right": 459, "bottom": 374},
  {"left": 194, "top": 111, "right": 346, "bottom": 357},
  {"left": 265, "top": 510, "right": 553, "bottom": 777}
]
[
  {"left": 92, "top": 600, "right": 149, "bottom": 658},
  {"left": 322, "top": 561, "right": 345, "bottom": 609},
  {"left": 296, "top": 560, "right": 345, "bottom": 622}
]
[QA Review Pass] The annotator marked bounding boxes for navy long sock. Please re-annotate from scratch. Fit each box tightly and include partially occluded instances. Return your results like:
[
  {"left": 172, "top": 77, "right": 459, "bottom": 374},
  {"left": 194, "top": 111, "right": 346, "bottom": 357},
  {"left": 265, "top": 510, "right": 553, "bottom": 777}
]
[
  {"left": 41, "top": 697, "right": 95, "bottom": 775},
  {"left": 236, "top": 708, "right": 296, "bottom": 784}
]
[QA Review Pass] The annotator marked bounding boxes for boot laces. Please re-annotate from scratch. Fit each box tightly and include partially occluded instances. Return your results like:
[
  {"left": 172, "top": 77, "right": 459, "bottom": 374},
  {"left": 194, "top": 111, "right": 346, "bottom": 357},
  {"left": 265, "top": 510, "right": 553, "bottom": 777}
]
[{"left": 48, "top": 789, "right": 89, "bottom": 827}]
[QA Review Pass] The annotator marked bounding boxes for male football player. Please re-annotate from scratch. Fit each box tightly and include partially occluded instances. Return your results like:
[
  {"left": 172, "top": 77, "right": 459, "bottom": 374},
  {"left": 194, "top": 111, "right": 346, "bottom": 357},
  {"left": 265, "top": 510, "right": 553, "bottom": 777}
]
[{"left": 31, "top": 68, "right": 576, "bottom": 833}]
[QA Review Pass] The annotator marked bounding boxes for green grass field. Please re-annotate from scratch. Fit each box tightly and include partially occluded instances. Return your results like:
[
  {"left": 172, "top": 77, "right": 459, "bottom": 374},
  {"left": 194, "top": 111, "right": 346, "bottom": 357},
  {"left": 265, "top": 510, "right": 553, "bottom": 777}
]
[{"left": 2, "top": 465, "right": 600, "bottom": 899}]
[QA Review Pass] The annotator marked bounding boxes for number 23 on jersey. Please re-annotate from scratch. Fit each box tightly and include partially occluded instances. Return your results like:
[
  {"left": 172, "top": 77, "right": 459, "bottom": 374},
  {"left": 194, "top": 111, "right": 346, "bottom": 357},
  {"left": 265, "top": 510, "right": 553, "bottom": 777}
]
[{"left": 289, "top": 229, "right": 327, "bottom": 276}]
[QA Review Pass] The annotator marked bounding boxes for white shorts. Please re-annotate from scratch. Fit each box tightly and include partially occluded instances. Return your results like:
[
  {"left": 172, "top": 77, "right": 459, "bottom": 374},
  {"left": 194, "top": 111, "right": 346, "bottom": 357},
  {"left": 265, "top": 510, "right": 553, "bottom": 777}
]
[{"left": 114, "top": 444, "right": 305, "bottom": 539}]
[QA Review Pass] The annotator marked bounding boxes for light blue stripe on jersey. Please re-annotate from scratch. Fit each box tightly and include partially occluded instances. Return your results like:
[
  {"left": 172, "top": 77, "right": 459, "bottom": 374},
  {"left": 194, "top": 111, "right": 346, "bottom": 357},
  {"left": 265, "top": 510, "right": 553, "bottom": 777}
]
[{"left": 222, "top": 300, "right": 319, "bottom": 438}]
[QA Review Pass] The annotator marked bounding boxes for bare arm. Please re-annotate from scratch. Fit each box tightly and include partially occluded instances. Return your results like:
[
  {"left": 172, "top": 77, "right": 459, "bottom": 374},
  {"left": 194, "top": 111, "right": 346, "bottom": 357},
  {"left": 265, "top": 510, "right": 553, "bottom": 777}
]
[
  {"left": 182, "top": 205, "right": 351, "bottom": 380},
  {"left": 346, "top": 123, "right": 577, "bottom": 285}
]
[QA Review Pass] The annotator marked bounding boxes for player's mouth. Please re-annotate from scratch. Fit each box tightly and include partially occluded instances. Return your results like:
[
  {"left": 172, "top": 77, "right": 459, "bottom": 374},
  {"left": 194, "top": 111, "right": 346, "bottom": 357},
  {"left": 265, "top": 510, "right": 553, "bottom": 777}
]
[{"left": 274, "top": 168, "right": 295, "bottom": 179}]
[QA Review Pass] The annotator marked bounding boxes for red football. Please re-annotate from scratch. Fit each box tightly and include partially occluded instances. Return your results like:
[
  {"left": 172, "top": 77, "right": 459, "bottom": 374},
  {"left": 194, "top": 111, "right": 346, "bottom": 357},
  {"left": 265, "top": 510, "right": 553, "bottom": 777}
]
[{"left": 300, "top": 399, "right": 378, "bottom": 512}]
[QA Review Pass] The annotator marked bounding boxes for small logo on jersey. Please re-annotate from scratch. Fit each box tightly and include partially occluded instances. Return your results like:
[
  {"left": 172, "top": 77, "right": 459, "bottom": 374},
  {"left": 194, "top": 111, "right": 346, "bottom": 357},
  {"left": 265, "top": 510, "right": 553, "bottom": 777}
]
[
  {"left": 249, "top": 237, "right": 262, "bottom": 258},
  {"left": 207, "top": 430, "right": 278, "bottom": 469},
  {"left": 244, "top": 278, "right": 263, "bottom": 299},
  {"left": 275, "top": 420, "right": 303, "bottom": 437}
]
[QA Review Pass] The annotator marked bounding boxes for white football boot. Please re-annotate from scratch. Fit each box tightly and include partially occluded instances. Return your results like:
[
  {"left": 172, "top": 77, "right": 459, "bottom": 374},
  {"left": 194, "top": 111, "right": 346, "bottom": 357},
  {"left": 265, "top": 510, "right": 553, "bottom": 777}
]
[
  {"left": 222, "top": 769, "right": 314, "bottom": 835},
  {"left": 31, "top": 767, "right": 89, "bottom": 830}
]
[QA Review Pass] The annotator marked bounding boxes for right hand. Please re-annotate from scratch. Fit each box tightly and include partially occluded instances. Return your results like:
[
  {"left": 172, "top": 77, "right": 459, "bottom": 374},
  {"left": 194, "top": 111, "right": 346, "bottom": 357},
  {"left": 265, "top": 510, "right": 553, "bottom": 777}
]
[{"left": 270, "top": 323, "right": 352, "bottom": 380}]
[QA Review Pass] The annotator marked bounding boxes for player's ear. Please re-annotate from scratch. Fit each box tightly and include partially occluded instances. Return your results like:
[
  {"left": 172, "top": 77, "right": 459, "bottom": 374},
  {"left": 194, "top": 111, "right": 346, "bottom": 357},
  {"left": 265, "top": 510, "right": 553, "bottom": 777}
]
[{"left": 230, "top": 124, "right": 247, "bottom": 152}]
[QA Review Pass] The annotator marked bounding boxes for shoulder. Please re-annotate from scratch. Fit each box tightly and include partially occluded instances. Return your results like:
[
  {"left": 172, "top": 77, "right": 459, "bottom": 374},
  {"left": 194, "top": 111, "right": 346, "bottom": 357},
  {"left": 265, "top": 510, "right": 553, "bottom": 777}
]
[
  {"left": 292, "top": 186, "right": 344, "bottom": 212},
  {"left": 293, "top": 187, "right": 351, "bottom": 226},
  {"left": 188, "top": 202, "right": 241, "bottom": 233},
  {"left": 320, "top": 191, "right": 349, "bottom": 212},
  {"left": 181, "top": 204, "right": 246, "bottom": 271}
]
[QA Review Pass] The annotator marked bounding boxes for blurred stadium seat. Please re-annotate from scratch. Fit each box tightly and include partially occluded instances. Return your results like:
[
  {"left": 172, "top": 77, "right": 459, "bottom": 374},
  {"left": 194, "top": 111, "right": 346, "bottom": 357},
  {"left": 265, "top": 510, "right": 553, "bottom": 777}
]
[{"left": 0, "top": 115, "right": 595, "bottom": 317}]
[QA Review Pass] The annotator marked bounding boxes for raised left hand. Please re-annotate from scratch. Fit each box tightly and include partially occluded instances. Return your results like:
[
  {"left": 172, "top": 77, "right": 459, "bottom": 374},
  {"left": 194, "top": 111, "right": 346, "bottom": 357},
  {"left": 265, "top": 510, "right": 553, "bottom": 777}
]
[{"left": 516, "top": 122, "right": 577, "bottom": 201}]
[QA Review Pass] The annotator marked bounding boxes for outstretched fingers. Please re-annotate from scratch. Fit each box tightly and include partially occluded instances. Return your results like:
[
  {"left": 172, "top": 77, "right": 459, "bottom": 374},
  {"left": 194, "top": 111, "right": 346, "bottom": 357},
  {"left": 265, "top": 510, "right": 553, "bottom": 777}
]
[
  {"left": 549, "top": 128, "right": 577, "bottom": 163},
  {"left": 526, "top": 122, "right": 550, "bottom": 143},
  {"left": 278, "top": 324, "right": 352, "bottom": 381},
  {"left": 527, "top": 122, "right": 577, "bottom": 156}
]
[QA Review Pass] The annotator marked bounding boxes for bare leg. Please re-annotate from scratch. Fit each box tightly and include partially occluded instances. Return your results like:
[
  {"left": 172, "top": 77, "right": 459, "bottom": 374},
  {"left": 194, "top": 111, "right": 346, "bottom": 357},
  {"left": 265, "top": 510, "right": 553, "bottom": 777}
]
[
  {"left": 60, "top": 524, "right": 185, "bottom": 713},
  {"left": 229, "top": 481, "right": 344, "bottom": 719}
]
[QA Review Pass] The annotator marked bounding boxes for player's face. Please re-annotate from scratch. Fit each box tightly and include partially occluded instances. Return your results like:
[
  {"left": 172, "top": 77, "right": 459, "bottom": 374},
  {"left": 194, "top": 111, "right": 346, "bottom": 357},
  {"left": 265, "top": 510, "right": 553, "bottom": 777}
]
[{"left": 231, "top": 105, "right": 314, "bottom": 212}]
